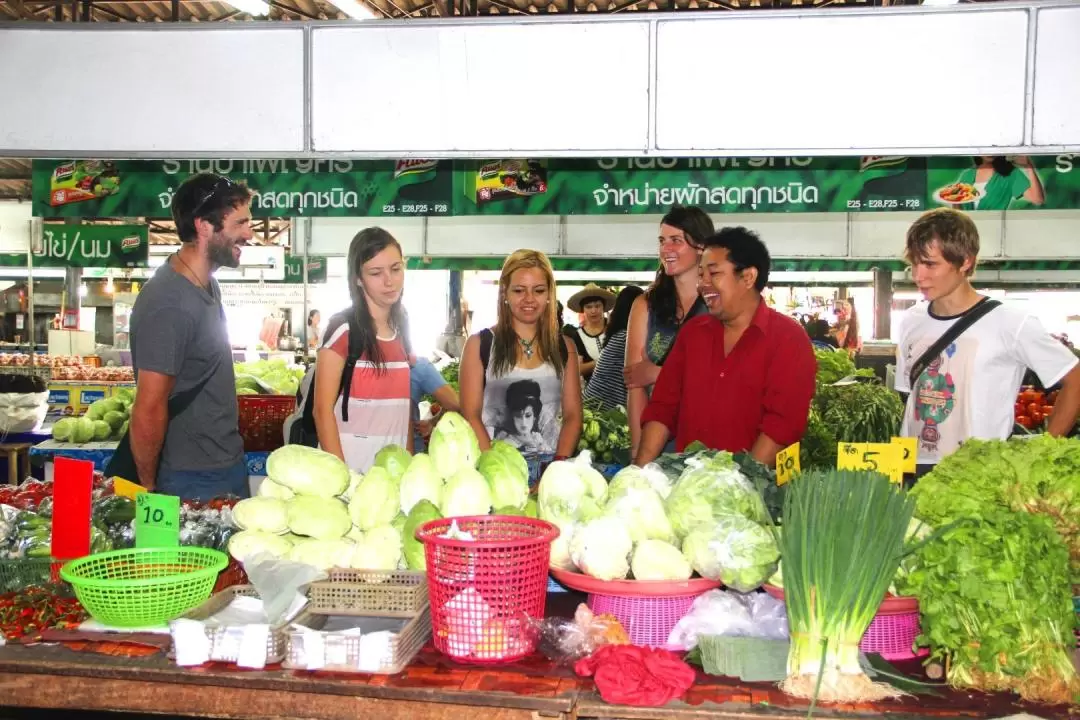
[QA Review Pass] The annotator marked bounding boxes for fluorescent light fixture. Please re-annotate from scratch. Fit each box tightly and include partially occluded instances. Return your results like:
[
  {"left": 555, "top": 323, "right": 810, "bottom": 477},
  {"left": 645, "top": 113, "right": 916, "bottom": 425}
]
[
  {"left": 920, "top": 0, "right": 959, "bottom": 5},
  {"left": 226, "top": 0, "right": 271, "bottom": 16},
  {"left": 331, "top": 0, "right": 378, "bottom": 19}
]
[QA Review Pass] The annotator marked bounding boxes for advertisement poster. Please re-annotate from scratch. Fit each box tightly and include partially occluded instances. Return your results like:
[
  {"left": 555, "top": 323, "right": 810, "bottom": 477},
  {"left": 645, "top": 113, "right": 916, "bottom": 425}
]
[{"left": 31, "top": 159, "right": 454, "bottom": 219}]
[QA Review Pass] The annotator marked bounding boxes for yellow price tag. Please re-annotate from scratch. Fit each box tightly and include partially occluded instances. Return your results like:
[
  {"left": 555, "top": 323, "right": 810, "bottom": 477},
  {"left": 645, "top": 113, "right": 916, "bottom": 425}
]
[
  {"left": 836, "top": 442, "right": 903, "bottom": 483},
  {"left": 891, "top": 437, "right": 918, "bottom": 475},
  {"left": 112, "top": 477, "right": 146, "bottom": 499},
  {"left": 775, "top": 442, "right": 800, "bottom": 486}
]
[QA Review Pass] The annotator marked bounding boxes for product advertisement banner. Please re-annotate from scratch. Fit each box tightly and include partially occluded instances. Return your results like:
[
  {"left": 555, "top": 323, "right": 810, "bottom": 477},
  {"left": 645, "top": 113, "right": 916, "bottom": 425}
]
[
  {"left": 31, "top": 155, "right": 1080, "bottom": 218},
  {"left": 31, "top": 159, "right": 453, "bottom": 219},
  {"left": 0, "top": 224, "right": 148, "bottom": 268}
]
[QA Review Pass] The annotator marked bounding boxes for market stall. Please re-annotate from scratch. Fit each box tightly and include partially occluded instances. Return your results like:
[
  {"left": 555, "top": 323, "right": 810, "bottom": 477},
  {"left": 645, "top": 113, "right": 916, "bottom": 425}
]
[{"left": 0, "top": 403, "right": 1072, "bottom": 720}]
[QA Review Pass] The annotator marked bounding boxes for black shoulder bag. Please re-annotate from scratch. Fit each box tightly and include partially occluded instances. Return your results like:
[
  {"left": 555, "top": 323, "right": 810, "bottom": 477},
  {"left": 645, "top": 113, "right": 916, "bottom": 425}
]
[
  {"left": 907, "top": 299, "right": 1001, "bottom": 389},
  {"left": 105, "top": 354, "right": 222, "bottom": 484}
]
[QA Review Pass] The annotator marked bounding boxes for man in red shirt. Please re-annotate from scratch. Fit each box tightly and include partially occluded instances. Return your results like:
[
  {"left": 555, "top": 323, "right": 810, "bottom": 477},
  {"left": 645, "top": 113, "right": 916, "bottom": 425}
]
[{"left": 634, "top": 227, "right": 816, "bottom": 467}]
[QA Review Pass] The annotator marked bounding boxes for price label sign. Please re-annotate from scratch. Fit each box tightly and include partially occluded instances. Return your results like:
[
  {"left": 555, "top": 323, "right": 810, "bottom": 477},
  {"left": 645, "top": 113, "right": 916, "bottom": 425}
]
[
  {"left": 135, "top": 493, "right": 181, "bottom": 549},
  {"left": 891, "top": 437, "right": 918, "bottom": 475},
  {"left": 776, "top": 442, "right": 800, "bottom": 486},
  {"left": 836, "top": 442, "right": 903, "bottom": 484},
  {"left": 113, "top": 478, "right": 146, "bottom": 500}
]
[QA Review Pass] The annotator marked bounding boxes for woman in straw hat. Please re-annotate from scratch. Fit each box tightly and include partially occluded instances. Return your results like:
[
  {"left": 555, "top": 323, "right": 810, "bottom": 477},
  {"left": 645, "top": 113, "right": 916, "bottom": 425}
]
[{"left": 566, "top": 283, "right": 616, "bottom": 382}]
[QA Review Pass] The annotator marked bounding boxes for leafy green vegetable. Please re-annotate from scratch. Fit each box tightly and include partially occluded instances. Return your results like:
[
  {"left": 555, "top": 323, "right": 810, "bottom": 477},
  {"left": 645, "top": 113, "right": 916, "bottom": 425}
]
[
  {"left": 912, "top": 435, "right": 1080, "bottom": 585},
  {"left": 896, "top": 511, "right": 1079, "bottom": 705},
  {"left": 814, "top": 348, "right": 875, "bottom": 386},
  {"left": 800, "top": 381, "right": 903, "bottom": 471}
]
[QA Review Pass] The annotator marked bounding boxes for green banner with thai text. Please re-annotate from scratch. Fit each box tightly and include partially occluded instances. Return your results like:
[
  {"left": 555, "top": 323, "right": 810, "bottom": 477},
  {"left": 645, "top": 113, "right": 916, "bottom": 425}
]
[
  {"left": 0, "top": 224, "right": 148, "bottom": 268},
  {"left": 31, "top": 156, "right": 1080, "bottom": 218}
]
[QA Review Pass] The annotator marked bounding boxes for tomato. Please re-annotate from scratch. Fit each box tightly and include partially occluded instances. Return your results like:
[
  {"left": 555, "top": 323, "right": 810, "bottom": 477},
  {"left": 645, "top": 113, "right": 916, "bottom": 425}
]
[
  {"left": 1030, "top": 410, "right": 1044, "bottom": 425},
  {"left": 1015, "top": 403, "right": 1026, "bottom": 417},
  {"left": 1016, "top": 415, "right": 1033, "bottom": 429},
  {"left": 1043, "top": 405, "right": 1055, "bottom": 417}
]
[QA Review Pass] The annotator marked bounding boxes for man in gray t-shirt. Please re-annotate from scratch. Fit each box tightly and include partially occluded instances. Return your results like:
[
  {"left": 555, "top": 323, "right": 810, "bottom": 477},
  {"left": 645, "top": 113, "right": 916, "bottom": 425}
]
[{"left": 129, "top": 173, "right": 254, "bottom": 501}]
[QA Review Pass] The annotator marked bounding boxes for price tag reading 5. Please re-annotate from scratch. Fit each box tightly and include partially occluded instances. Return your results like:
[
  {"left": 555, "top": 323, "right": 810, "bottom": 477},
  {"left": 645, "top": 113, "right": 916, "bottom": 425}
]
[
  {"left": 836, "top": 442, "right": 903, "bottom": 483},
  {"left": 135, "top": 492, "right": 181, "bottom": 549},
  {"left": 776, "top": 442, "right": 800, "bottom": 486}
]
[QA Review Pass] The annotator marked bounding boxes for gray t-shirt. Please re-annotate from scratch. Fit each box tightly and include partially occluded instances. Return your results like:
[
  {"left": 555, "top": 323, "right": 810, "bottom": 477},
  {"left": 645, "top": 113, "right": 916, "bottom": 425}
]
[{"left": 130, "top": 262, "right": 242, "bottom": 472}]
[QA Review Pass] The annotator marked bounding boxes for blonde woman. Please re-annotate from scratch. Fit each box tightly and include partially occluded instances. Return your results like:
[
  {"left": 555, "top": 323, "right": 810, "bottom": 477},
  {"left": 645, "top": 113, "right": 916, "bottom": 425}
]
[{"left": 459, "top": 250, "right": 582, "bottom": 483}]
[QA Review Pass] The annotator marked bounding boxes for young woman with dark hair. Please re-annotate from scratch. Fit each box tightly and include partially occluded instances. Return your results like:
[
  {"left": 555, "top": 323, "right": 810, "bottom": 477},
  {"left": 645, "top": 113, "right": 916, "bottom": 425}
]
[
  {"left": 313, "top": 227, "right": 412, "bottom": 471},
  {"left": 623, "top": 206, "right": 715, "bottom": 456}
]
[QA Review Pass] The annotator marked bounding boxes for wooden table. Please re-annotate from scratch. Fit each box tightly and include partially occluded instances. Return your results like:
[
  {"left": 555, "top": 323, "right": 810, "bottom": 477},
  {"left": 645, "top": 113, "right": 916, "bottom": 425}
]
[{"left": 0, "top": 644, "right": 1073, "bottom": 720}]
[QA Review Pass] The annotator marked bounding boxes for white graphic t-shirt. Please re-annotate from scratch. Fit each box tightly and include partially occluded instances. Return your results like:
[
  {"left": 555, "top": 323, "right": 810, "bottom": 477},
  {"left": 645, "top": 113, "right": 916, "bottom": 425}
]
[
  {"left": 482, "top": 363, "right": 563, "bottom": 457},
  {"left": 894, "top": 300, "right": 1077, "bottom": 466}
]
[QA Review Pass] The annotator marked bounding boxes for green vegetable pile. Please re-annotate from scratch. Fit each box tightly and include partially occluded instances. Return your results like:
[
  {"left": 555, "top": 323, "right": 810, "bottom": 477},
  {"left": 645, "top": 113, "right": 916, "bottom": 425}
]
[
  {"left": 813, "top": 348, "right": 875, "bottom": 386},
  {"left": 895, "top": 434, "right": 1080, "bottom": 705},
  {"left": 52, "top": 390, "right": 134, "bottom": 445},
  {"left": 800, "top": 381, "right": 904, "bottom": 471},
  {"left": 577, "top": 402, "right": 631, "bottom": 465},
  {"left": 798, "top": 350, "right": 901, "bottom": 470},
  {"left": 235, "top": 359, "right": 306, "bottom": 396},
  {"left": 230, "top": 415, "right": 538, "bottom": 573},
  {"left": 911, "top": 435, "right": 1080, "bottom": 586},
  {"left": 896, "top": 511, "right": 1078, "bottom": 705},
  {"left": 540, "top": 449, "right": 779, "bottom": 591}
]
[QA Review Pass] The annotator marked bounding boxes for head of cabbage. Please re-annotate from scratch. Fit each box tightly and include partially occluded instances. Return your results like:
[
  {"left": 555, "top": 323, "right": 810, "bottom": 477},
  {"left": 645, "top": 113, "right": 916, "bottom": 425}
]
[
  {"left": 477, "top": 446, "right": 529, "bottom": 511},
  {"left": 348, "top": 466, "right": 399, "bottom": 530},
  {"left": 440, "top": 467, "right": 492, "bottom": 518},
  {"left": 374, "top": 444, "right": 412, "bottom": 482},
  {"left": 681, "top": 514, "right": 779, "bottom": 592},
  {"left": 233, "top": 496, "right": 290, "bottom": 535},
  {"left": 398, "top": 453, "right": 444, "bottom": 515},
  {"left": 267, "top": 445, "right": 350, "bottom": 498},
  {"left": 428, "top": 411, "right": 480, "bottom": 480},
  {"left": 665, "top": 461, "right": 769, "bottom": 539},
  {"left": 287, "top": 496, "right": 352, "bottom": 540}
]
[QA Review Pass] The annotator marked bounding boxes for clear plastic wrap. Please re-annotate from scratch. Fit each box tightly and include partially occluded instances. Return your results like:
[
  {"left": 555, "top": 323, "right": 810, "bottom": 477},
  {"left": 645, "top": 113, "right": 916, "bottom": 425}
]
[
  {"left": 667, "top": 589, "right": 789, "bottom": 651},
  {"left": 528, "top": 603, "right": 630, "bottom": 665},
  {"left": 681, "top": 514, "right": 779, "bottom": 592}
]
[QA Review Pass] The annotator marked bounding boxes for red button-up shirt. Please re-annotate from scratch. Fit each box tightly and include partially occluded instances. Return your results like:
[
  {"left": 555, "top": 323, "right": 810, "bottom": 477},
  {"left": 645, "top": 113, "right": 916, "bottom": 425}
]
[{"left": 641, "top": 300, "right": 816, "bottom": 454}]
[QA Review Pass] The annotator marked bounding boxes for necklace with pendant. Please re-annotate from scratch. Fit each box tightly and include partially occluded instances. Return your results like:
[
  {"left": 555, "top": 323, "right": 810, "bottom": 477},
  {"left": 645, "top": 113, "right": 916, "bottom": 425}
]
[{"left": 518, "top": 335, "right": 536, "bottom": 360}]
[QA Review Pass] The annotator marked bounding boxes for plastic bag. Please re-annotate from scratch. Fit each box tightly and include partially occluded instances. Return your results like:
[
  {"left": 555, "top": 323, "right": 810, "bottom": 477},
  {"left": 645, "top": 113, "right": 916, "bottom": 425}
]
[
  {"left": 681, "top": 514, "right": 779, "bottom": 592},
  {"left": 242, "top": 552, "right": 325, "bottom": 624},
  {"left": 529, "top": 603, "right": 630, "bottom": 665},
  {"left": 667, "top": 589, "right": 789, "bottom": 651}
]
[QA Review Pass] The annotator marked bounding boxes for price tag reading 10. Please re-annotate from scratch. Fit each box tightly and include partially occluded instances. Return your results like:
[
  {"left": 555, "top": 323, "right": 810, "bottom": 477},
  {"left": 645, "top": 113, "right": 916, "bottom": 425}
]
[
  {"left": 135, "top": 492, "right": 181, "bottom": 549},
  {"left": 836, "top": 442, "right": 903, "bottom": 484},
  {"left": 775, "top": 442, "right": 800, "bottom": 486}
]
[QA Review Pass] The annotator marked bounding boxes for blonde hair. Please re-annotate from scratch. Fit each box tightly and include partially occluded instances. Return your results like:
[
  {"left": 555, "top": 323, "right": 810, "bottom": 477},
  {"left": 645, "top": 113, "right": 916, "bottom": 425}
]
[
  {"left": 491, "top": 249, "right": 564, "bottom": 379},
  {"left": 904, "top": 208, "right": 980, "bottom": 277}
]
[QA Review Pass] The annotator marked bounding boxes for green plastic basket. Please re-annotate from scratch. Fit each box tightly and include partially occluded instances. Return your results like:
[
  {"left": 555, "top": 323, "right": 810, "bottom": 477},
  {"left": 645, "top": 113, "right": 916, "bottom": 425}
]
[{"left": 59, "top": 547, "right": 228, "bottom": 627}]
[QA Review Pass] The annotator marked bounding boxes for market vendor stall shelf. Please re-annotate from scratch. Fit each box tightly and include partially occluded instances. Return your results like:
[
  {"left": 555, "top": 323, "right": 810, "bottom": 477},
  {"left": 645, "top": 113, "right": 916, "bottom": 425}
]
[{"left": 0, "top": 639, "right": 1074, "bottom": 720}]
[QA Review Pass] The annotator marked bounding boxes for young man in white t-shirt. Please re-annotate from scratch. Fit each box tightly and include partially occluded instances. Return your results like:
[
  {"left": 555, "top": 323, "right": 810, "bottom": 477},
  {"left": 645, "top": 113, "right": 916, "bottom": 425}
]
[{"left": 894, "top": 208, "right": 1080, "bottom": 474}]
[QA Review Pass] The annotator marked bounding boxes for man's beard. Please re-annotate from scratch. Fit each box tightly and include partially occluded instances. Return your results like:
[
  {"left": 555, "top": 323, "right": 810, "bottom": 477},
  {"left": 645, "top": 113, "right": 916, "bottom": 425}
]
[{"left": 208, "top": 236, "right": 240, "bottom": 269}]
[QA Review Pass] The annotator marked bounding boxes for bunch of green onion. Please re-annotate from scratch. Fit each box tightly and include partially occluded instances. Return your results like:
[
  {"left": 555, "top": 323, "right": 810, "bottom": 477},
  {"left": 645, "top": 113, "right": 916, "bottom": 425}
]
[{"left": 779, "top": 469, "right": 915, "bottom": 706}]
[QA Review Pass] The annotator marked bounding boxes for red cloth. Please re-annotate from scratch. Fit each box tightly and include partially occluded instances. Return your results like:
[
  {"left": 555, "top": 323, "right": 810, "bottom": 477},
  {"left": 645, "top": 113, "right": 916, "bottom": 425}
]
[
  {"left": 574, "top": 645, "right": 696, "bottom": 707},
  {"left": 640, "top": 300, "right": 816, "bottom": 454}
]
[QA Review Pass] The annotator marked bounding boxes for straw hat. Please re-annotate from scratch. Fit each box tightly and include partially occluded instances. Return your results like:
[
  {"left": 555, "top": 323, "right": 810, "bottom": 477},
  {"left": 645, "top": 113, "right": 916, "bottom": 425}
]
[{"left": 567, "top": 283, "right": 616, "bottom": 313}]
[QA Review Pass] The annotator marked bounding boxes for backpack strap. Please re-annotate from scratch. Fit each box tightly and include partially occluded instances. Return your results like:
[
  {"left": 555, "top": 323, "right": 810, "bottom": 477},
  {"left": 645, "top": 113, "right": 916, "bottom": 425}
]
[
  {"left": 479, "top": 328, "right": 493, "bottom": 389},
  {"left": 338, "top": 312, "right": 364, "bottom": 423}
]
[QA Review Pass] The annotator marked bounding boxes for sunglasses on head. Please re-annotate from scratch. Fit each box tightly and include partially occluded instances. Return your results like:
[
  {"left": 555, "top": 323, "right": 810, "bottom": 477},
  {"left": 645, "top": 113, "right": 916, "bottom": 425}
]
[{"left": 191, "top": 175, "right": 238, "bottom": 217}]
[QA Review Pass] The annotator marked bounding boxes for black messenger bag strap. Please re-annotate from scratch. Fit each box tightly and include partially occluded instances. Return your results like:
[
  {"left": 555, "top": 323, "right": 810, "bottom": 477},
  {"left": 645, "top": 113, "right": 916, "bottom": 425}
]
[{"left": 908, "top": 299, "right": 1001, "bottom": 389}]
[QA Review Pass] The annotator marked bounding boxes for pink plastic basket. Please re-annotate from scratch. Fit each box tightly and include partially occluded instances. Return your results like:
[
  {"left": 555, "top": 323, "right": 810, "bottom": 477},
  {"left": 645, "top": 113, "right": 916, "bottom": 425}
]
[
  {"left": 860, "top": 609, "right": 927, "bottom": 661},
  {"left": 416, "top": 515, "right": 558, "bottom": 665},
  {"left": 588, "top": 592, "right": 699, "bottom": 648}
]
